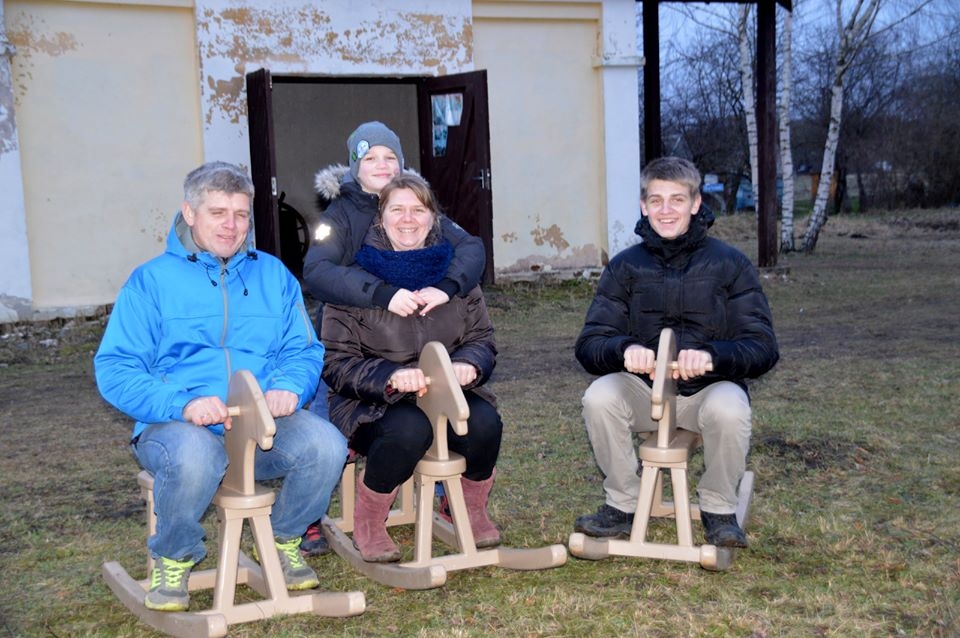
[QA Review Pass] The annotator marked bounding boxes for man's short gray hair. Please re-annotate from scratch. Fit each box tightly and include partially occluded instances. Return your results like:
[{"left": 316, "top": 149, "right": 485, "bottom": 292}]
[{"left": 183, "top": 161, "right": 255, "bottom": 209}]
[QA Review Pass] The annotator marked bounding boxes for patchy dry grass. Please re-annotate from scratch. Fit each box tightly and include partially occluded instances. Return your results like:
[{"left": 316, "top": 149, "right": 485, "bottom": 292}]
[{"left": 1, "top": 209, "right": 958, "bottom": 637}]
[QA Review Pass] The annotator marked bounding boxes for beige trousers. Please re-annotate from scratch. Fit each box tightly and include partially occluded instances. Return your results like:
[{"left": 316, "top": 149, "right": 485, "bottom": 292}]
[{"left": 581, "top": 372, "right": 751, "bottom": 514}]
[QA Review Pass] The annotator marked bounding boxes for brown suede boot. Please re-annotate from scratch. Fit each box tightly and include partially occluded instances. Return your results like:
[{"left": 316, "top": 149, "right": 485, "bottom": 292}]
[
  {"left": 460, "top": 470, "right": 501, "bottom": 548},
  {"left": 353, "top": 478, "right": 401, "bottom": 562}
]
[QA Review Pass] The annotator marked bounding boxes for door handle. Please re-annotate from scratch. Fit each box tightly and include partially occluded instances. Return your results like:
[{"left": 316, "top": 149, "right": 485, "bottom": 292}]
[{"left": 473, "top": 168, "right": 491, "bottom": 191}]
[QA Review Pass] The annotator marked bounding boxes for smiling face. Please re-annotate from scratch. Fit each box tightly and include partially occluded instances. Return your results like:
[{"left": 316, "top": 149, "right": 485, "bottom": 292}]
[
  {"left": 640, "top": 179, "right": 701, "bottom": 240},
  {"left": 380, "top": 187, "right": 435, "bottom": 251},
  {"left": 356, "top": 145, "right": 402, "bottom": 194},
  {"left": 182, "top": 189, "right": 251, "bottom": 259}
]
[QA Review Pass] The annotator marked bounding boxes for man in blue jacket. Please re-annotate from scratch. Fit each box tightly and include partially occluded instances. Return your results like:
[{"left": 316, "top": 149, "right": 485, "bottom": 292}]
[
  {"left": 94, "top": 161, "right": 347, "bottom": 612},
  {"left": 573, "top": 156, "right": 778, "bottom": 548}
]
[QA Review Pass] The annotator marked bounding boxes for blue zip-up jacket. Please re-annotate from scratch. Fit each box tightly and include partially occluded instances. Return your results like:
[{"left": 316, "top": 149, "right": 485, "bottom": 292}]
[{"left": 94, "top": 213, "right": 323, "bottom": 439}]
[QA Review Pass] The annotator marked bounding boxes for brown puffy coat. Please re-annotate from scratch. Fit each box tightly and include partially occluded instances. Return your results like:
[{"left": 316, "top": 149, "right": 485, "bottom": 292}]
[{"left": 321, "top": 287, "right": 497, "bottom": 439}]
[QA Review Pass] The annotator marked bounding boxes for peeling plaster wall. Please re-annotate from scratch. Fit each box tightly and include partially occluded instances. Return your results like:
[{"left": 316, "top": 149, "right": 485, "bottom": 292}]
[
  {"left": 474, "top": 2, "right": 607, "bottom": 276},
  {"left": 195, "top": 0, "right": 472, "bottom": 167},
  {"left": 472, "top": 1, "right": 640, "bottom": 279},
  {"left": 6, "top": 1, "right": 203, "bottom": 313},
  {"left": 0, "top": 2, "right": 32, "bottom": 320}
]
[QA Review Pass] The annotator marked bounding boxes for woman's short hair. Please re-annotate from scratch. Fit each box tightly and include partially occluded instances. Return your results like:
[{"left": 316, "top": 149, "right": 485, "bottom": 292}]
[{"left": 378, "top": 173, "right": 440, "bottom": 215}]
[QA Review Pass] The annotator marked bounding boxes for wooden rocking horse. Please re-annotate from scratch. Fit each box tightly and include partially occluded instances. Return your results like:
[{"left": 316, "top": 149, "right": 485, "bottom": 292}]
[
  {"left": 102, "top": 370, "right": 365, "bottom": 638},
  {"left": 568, "top": 328, "right": 755, "bottom": 571},
  {"left": 322, "top": 341, "right": 568, "bottom": 589}
]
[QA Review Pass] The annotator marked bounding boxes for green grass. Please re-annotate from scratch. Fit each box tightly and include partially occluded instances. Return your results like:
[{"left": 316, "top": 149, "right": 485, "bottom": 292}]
[{"left": 1, "top": 209, "right": 958, "bottom": 637}]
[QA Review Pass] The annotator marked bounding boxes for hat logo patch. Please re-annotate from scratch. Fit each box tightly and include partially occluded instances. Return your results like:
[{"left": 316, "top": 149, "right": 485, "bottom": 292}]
[{"left": 352, "top": 140, "right": 370, "bottom": 163}]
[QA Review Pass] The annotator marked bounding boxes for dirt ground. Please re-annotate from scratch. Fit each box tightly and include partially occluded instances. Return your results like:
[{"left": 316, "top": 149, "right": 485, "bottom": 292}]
[{"left": 2, "top": 208, "right": 959, "bottom": 637}]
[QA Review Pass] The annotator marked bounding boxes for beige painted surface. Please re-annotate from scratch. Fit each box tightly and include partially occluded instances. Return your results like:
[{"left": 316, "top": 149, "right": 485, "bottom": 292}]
[
  {"left": 7, "top": 0, "right": 202, "bottom": 309},
  {"left": 473, "top": 4, "right": 605, "bottom": 275}
]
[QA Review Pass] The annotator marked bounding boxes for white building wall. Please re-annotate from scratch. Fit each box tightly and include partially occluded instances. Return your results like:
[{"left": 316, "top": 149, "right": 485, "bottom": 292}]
[
  {"left": 598, "top": 0, "right": 642, "bottom": 258},
  {"left": 0, "top": 1, "right": 31, "bottom": 321},
  {"left": 2, "top": 0, "right": 640, "bottom": 320},
  {"left": 473, "top": 4, "right": 604, "bottom": 274}
]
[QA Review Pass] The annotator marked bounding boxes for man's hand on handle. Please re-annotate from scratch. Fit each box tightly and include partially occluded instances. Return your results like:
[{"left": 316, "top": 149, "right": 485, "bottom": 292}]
[{"left": 624, "top": 345, "right": 713, "bottom": 380}]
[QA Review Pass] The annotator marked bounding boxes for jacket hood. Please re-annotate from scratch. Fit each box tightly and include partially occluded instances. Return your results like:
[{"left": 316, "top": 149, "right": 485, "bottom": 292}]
[
  {"left": 634, "top": 203, "right": 716, "bottom": 261},
  {"left": 314, "top": 164, "right": 351, "bottom": 204}
]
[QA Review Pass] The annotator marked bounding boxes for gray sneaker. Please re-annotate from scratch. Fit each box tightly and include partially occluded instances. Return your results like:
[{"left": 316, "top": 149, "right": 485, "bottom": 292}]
[
  {"left": 275, "top": 537, "right": 320, "bottom": 590},
  {"left": 144, "top": 556, "right": 193, "bottom": 611}
]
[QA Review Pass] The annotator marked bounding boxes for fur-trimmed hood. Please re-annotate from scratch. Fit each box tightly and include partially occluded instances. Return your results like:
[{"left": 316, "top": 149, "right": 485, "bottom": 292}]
[{"left": 314, "top": 164, "right": 351, "bottom": 211}]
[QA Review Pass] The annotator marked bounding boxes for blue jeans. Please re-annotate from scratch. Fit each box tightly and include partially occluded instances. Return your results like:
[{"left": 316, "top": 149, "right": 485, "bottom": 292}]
[
  {"left": 307, "top": 377, "right": 330, "bottom": 420},
  {"left": 132, "top": 409, "right": 347, "bottom": 563}
]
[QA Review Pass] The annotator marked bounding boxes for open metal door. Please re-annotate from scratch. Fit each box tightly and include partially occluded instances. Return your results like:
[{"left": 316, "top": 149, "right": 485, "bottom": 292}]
[
  {"left": 417, "top": 71, "right": 494, "bottom": 284},
  {"left": 245, "top": 69, "right": 281, "bottom": 261}
]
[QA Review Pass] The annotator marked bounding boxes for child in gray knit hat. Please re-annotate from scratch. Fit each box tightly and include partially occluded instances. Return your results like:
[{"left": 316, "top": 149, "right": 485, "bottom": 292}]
[
  {"left": 310, "top": 119, "right": 480, "bottom": 314},
  {"left": 347, "top": 121, "right": 406, "bottom": 183}
]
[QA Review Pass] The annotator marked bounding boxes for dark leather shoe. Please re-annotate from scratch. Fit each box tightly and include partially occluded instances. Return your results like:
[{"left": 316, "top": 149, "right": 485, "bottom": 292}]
[
  {"left": 574, "top": 504, "right": 635, "bottom": 538},
  {"left": 701, "top": 511, "right": 748, "bottom": 548}
]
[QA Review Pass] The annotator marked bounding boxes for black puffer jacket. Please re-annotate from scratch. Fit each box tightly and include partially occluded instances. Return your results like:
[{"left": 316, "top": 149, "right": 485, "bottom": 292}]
[
  {"left": 575, "top": 210, "right": 778, "bottom": 396},
  {"left": 302, "top": 165, "right": 485, "bottom": 310}
]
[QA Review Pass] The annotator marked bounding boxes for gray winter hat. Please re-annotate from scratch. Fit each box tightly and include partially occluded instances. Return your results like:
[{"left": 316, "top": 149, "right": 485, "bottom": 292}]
[{"left": 347, "top": 121, "right": 405, "bottom": 181}]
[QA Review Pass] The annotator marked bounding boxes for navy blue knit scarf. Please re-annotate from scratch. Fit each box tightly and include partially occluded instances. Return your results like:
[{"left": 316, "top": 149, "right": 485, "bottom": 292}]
[{"left": 355, "top": 240, "right": 454, "bottom": 290}]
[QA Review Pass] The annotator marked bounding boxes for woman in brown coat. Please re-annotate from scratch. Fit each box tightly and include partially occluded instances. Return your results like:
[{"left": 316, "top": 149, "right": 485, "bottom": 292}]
[{"left": 321, "top": 173, "right": 502, "bottom": 562}]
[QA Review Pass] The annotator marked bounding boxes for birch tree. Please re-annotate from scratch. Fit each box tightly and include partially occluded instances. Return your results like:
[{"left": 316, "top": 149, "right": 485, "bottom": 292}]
[
  {"left": 737, "top": 5, "right": 759, "bottom": 199},
  {"left": 800, "top": 0, "right": 882, "bottom": 252},
  {"left": 801, "top": 0, "right": 933, "bottom": 251},
  {"left": 779, "top": 9, "right": 797, "bottom": 252},
  {"left": 666, "top": 4, "right": 757, "bottom": 213}
]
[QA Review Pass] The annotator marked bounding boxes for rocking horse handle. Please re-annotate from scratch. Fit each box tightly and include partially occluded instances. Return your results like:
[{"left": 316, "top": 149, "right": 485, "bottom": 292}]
[
  {"left": 665, "top": 362, "right": 714, "bottom": 372},
  {"left": 651, "top": 329, "right": 713, "bottom": 425},
  {"left": 227, "top": 406, "right": 241, "bottom": 417}
]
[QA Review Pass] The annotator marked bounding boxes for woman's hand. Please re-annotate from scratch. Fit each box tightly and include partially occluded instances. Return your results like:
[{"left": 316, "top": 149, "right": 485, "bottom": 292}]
[
  {"left": 415, "top": 286, "right": 450, "bottom": 315},
  {"left": 388, "top": 289, "right": 426, "bottom": 317},
  {"left": 388, "top": 367, "right": 429, "bottom": 397},
  {"left": 451, "top": 362, "right": 478, "bottom": 387}
]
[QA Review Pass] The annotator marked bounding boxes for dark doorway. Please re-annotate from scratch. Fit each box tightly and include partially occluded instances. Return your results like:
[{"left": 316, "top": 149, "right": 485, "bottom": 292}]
[{"left": 245, "top": 70, "right": 494, "bottom": 282}]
